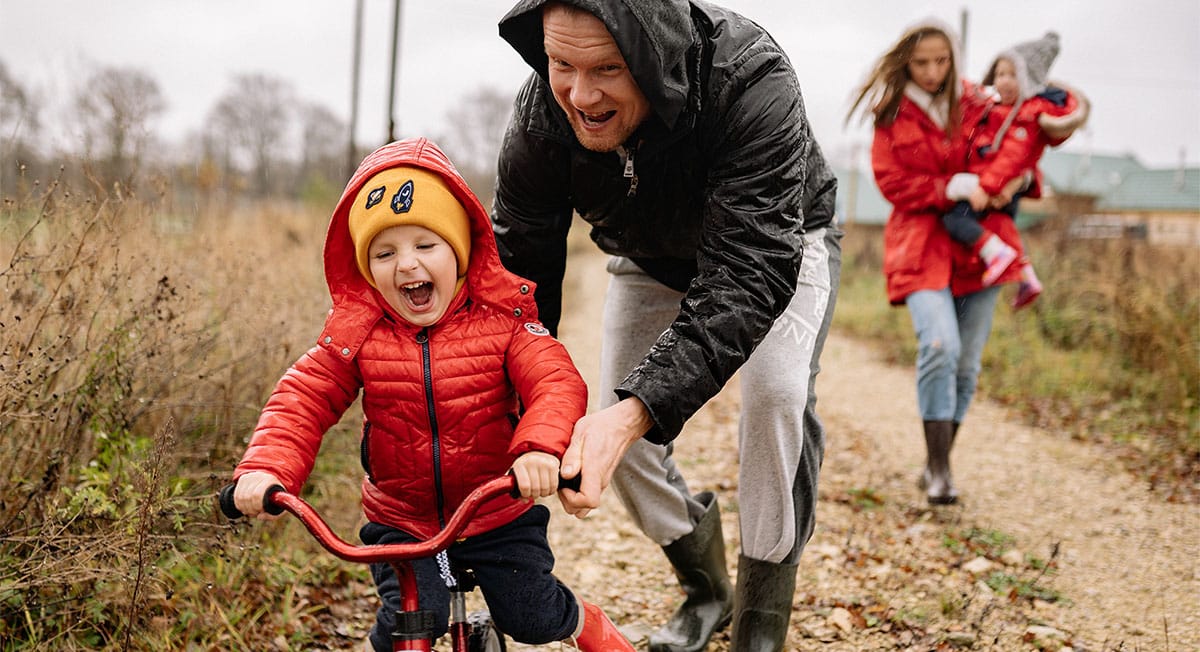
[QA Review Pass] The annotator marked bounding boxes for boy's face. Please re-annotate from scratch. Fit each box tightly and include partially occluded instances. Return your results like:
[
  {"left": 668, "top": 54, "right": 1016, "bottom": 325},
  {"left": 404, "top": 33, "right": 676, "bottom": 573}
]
[
  {"left": 367, "top": 224, "right": 460, "bottom": 327},
  {"left": 993, "top": 58, "right": 1020, "bottom": 105},
  {"left": 543, "top": 5, "right": 651, "bottom": 153}
]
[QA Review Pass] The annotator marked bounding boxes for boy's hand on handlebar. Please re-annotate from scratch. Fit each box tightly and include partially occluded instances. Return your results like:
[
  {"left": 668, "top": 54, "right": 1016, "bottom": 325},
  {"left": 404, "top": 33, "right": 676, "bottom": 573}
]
[
  {"left": 234, "top": 471, "right": 284, "bottom": 521},
  {"left": 511, "top": 451, "right": 560, "bottom": 499}
]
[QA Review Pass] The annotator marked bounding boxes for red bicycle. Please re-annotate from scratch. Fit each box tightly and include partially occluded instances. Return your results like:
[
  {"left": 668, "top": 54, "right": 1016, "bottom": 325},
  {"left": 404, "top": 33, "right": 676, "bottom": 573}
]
[{"left": 219, "top": 474, "right": 579, "bottom": 652}]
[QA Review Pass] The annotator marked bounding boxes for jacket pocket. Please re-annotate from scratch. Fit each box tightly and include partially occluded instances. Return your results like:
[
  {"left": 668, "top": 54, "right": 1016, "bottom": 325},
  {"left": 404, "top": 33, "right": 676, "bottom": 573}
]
[{"left": 360, "top": 421, "right": 374, "bottom": 483}]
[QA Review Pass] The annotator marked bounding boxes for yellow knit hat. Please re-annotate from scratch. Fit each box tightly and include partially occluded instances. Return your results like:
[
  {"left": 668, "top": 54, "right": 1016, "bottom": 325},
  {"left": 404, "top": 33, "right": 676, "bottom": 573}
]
[{"left": 347, "top": 166, "right": 472, "bottom": 287}]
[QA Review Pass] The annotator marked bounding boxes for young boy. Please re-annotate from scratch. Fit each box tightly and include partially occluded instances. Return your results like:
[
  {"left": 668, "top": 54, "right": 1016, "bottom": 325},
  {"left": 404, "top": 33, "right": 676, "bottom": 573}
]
[
  {"left": 944, "top": 31, "right": 1088, "bottom": 308},
  {"left": 230, "top": 138, "right": 632, "bottom": 650}
]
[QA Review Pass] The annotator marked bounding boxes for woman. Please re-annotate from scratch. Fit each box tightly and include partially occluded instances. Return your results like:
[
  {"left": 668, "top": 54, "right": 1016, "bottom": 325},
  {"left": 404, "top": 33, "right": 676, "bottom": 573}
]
[{"left": 847, "top": 20, "right": 1005, "bottom": 505}]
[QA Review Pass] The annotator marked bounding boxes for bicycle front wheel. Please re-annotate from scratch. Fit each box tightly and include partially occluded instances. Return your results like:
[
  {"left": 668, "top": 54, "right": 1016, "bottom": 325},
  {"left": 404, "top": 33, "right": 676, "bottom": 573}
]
[{"left": 466, "top": 610, "right": 505, "bottom": 652}]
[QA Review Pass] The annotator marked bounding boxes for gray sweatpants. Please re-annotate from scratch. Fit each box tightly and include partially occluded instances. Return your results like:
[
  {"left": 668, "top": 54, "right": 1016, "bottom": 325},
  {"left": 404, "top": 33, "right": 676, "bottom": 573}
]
[{"left": 605, "top": 227, "right": 841, "bottom": 564}]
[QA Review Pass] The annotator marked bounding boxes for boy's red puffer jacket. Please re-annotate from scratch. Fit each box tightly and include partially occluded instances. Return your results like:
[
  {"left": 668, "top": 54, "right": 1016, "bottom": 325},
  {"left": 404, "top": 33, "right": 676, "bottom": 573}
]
[{"left": 234, "top": 138, "right": 587, "bottom": 539}]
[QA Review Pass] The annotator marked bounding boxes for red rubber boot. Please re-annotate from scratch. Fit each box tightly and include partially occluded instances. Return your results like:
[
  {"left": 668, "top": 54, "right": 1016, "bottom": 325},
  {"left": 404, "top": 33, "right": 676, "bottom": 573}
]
[{"left": 572, "top": 601, "right": 635, "bottom": 651}]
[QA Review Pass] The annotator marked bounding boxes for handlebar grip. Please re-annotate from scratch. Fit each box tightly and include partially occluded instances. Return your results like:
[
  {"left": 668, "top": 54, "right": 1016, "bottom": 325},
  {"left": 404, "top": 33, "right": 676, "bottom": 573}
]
[
  {"left": 558, "top": 474, "right": 582, "bottom": 493},
  {"left": 218, "top": 483, "right": 286, "bottom": 519},
  {"left": 218, "top": 484, "right": 242, "bottom": 519},
  {"left": 504, "top": 473, "right": 583, "bottom": 499}
]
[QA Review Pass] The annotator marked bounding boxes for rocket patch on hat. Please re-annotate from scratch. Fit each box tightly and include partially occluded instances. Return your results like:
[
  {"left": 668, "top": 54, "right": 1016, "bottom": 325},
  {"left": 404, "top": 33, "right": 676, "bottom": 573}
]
[{"left": 391, "top": 180, "right": 414, "bottom": 214}]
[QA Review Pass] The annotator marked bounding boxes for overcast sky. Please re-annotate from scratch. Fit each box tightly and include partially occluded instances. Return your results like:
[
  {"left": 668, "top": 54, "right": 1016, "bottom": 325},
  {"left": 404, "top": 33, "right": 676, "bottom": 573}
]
[{"left": 2, "top": 0, "right": 1198, "bottom": 170}]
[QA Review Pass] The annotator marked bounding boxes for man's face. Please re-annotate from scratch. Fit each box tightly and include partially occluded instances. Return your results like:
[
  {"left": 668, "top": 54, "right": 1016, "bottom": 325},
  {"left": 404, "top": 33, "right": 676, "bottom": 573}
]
[{"left": 543, "top": 5, "right": 651, "bottom": 152}]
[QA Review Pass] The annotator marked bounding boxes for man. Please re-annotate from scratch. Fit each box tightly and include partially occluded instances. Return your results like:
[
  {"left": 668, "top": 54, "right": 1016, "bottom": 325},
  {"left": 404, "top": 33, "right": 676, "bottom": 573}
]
[{"left": 492, "top": 1, "right": 840, "bottom": 650}]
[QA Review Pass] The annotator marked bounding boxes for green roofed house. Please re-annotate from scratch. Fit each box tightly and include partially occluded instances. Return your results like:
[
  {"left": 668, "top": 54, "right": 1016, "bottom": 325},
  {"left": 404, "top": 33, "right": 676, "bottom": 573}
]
[
  {"left": 847, "top": 149, "right": 1200, "bottom": 247},
  {"left": 1027, "top": 150, "right": 1200, "bottom": 247}
]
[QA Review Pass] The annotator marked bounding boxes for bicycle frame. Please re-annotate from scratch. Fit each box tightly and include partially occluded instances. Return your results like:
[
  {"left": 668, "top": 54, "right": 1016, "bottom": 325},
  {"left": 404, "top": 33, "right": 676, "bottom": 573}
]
[{"left": 220, "top": 475, "right": 523, "bottom": 652}]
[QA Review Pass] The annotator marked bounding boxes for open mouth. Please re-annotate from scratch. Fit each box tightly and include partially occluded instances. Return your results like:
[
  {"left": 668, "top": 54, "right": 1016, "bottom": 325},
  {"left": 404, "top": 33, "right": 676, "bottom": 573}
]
[
  {"left": 402, "top": 281, "right": 433, "bottom": 307},
  {"left": 579, "top": 110, "right": 616, "bottom": 127}
]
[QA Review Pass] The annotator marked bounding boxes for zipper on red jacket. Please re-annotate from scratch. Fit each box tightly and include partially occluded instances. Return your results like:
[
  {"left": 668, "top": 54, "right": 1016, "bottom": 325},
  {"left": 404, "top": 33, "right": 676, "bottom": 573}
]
[{"left": 416, "top": 328, "right": 447, "bottom": 528}]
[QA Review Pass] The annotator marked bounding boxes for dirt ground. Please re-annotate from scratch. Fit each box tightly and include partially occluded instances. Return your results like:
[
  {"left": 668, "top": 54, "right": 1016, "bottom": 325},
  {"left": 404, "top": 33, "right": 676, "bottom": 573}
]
[
  {"left": 510, "top": 245, "right": 1198, "bottom": 652},
  {"left": 328, "top": 245, "right": 1197, "bottom": 651}
]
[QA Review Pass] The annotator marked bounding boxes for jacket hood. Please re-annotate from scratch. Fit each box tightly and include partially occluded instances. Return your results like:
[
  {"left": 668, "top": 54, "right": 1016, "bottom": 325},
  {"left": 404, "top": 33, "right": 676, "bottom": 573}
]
[
  {"left": 498, "top": 0, "right": 694, "bottom": 130},
  {"left": 325, "top": 138, "right": 538, "bottom": 326},
  {"left": 982, "top": 31, "right": 1060, "bottom": 101}
]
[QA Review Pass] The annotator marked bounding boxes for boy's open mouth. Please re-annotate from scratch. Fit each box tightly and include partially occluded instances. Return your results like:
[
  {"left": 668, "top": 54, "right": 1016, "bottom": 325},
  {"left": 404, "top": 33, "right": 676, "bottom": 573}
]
[{"left": 403, "top": 281, "right": 433, "bottom": 307}]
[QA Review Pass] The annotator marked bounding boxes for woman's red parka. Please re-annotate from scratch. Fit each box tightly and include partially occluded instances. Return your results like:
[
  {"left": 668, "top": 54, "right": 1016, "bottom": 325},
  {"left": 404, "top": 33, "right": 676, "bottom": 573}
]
[
  {"left": 872, "top": 82, "right": 1018, "bottom": 303},
  {"left": 234, "top": 138, "right": 587, "bottom": 539}
]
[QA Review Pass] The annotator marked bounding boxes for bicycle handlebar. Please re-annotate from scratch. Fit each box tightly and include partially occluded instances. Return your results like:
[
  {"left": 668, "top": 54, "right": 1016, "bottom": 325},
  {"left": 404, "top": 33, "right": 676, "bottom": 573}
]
[{"left": 218, "top": 473, "right": 582, "bottom": 564}]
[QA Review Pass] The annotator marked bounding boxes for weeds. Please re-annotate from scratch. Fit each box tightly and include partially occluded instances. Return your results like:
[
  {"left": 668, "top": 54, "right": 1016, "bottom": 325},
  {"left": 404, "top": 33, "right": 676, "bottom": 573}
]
[{"left": 0, "top": 168, "right": 333, "bottom": 649}]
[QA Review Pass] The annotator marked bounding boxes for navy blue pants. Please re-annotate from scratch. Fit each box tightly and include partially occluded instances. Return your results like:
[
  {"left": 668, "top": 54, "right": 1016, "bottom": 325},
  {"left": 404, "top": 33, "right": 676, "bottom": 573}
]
[
  {"left": 942, "top": 196, "right": 1023, "bottom": 249},
  {"left": 360, "top": 505, "right": 578, "bottom": 650},
  {"left": 942, "top": 200, "right": 986, "bottom": 247}
]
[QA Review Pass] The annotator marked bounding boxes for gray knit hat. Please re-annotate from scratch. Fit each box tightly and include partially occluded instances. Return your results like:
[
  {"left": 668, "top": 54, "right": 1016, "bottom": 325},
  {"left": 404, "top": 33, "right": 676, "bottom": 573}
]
[{"left": 983, "top": 31, "right": 1061, "bottom": 100}]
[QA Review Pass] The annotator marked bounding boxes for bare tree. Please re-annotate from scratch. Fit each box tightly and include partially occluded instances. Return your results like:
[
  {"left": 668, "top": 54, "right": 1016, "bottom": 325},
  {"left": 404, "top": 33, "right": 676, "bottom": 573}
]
[
  {"left": 73, "top": 65, "right": 165, "bottom": 191},
  {"left": 297, "top": 101, "right": 347, "bottom": 198},
  {"left": 434, "top": 87, "right": 514, "bottom": 202},
  {"left": 207, "top": 73, "right": 295, "bottom": 197},
  {"left": 0, "top": 59, "right": 41, "bottom": 196}
]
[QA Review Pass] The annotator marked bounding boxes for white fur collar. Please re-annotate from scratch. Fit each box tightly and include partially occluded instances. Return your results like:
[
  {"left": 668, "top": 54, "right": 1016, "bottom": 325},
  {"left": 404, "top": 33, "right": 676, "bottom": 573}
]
[{"left": 904, "top": 81, "right": 949, "bottom": 129}]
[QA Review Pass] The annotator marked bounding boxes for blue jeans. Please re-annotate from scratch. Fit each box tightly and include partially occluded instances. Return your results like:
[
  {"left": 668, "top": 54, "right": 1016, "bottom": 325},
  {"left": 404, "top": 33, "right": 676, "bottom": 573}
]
[{"left": 904, "top": 286, "right": 1001, "bottom": 423}]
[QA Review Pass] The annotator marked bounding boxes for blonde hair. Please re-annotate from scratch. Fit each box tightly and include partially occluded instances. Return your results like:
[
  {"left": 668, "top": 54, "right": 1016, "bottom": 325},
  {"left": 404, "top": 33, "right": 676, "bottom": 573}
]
[{"left": 846, "top": 24, "right": 962, "bottom": 133}]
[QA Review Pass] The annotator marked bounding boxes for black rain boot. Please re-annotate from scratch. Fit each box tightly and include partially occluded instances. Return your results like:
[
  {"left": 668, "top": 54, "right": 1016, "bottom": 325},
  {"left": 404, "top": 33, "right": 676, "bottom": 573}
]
[
  {"left": 923, "top": 419, "right": 959, "bottom": 505},
  {"left": 729, "top": 554, "right": 798, "bottom": 652},
  {"left": 648, "top": 491, "right": 733, "bottom": 652},
  {"left": 918, "top": 421, "right": 959, "bottom": 490}
]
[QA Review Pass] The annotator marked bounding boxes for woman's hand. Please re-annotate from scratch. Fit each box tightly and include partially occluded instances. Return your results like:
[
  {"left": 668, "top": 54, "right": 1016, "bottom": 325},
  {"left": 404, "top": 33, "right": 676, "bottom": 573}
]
[
  {"left": 511, "top": 451, "right": 561, "bottom": 499},
  {"left": 990, "top": 173, "right": 1031, "bottom": 209},
  {"left": 967, "top": 186, "right": 990, "bottom": 212}
]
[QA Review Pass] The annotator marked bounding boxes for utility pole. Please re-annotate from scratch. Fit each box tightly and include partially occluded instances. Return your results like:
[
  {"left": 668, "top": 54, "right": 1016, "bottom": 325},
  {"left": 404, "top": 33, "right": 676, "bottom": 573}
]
[
  {"left": 347, "top": 0, "right": 363, "bottom": 177},
  {"left": 959, "top": 7, "right": 969, "bottom": 72},
  {"left": 386, "top": 0, "right": 403, "bottom": 143}
]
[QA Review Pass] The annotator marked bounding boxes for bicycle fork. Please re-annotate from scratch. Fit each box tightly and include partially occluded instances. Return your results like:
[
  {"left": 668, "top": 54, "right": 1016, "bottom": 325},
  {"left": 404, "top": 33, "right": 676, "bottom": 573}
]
[
  {"left": 387, "top": 561, "right": 475, "bottom": 652},
  {"left": 448, "top": 586, "right": 471, "bottom": 652},
  {"left": 390, "top": 561, "right": 434, "bottom": 652}
]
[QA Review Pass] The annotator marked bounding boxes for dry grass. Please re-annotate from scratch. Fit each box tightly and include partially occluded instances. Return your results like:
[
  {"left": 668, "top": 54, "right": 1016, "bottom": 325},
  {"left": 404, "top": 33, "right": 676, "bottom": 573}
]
[{"left": 0, "top": 173, "right": 334, "bottom": 649}]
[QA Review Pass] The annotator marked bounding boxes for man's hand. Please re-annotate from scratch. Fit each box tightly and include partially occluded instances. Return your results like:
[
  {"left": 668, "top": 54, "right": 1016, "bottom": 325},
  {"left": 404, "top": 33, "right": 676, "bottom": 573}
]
[
  {"left": 233, "top": 470, "right": 284, "bottom": 521},
  {"left": 511, "top": 451, "right": 560, "bottom": 499},
  {"left": 558, "top": 396, "right": 654, "bottom": 519}
]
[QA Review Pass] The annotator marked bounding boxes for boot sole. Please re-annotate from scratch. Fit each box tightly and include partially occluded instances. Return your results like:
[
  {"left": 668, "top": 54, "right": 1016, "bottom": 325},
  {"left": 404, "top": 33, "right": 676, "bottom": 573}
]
[{"left": 647, "top": 613, "right": 732, "bottom": 652}]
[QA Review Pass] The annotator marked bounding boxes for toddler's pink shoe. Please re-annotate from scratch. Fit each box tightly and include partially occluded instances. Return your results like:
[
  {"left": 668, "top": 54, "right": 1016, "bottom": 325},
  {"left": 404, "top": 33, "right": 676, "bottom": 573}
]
[
  {"left": 1011, "top": 278, "right": 1043, "bottom": 310},
  {"left": 981, "top": 244, "right": 1018, "bottom": 286}
]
